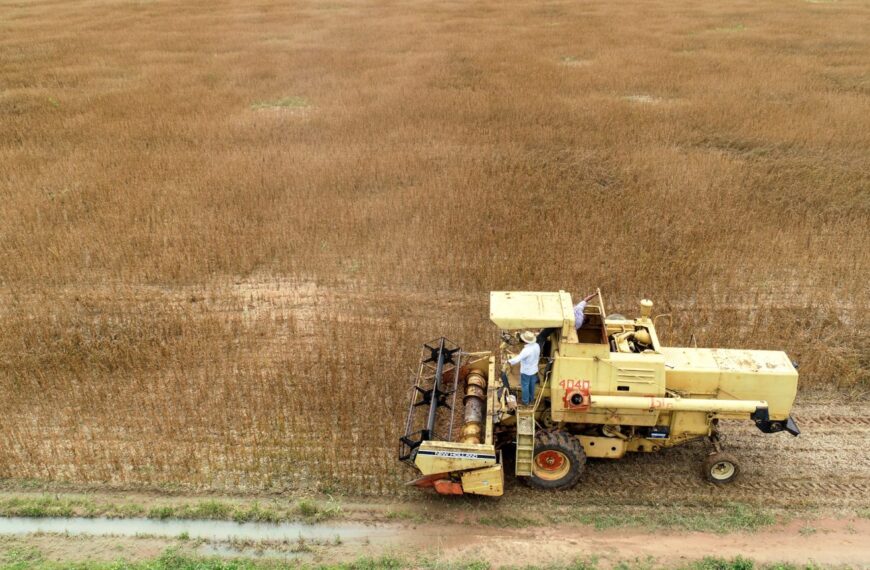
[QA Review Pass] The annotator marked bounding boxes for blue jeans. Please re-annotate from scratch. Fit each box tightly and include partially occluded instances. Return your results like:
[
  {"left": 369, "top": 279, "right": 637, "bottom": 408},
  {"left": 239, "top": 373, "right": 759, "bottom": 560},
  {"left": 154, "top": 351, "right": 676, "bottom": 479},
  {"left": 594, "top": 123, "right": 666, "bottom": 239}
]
[{"left": 520, "top": 373, "right": 538, "bottom": 405}]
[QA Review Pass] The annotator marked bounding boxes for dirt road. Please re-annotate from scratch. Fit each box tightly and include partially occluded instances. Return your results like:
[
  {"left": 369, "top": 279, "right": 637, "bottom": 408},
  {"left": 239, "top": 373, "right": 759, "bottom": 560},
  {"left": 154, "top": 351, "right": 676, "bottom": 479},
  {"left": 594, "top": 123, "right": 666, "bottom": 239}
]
[
  {"left": 2, "top": 515, "right": 868, "bottom": 568},
  {"left": 400, "top": 518, "right": 869, "bottom": 568}
]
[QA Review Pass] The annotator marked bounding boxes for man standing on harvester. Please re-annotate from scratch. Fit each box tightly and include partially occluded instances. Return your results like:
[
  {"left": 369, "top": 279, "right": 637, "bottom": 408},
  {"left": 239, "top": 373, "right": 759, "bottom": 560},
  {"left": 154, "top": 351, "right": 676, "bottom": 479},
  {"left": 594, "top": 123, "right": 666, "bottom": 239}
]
[
  {"left": 505, "top": 289, "right": 593, "bottom": 406},
  {"left": 506, "top": 331, "right": 540, "bottom": 406}
]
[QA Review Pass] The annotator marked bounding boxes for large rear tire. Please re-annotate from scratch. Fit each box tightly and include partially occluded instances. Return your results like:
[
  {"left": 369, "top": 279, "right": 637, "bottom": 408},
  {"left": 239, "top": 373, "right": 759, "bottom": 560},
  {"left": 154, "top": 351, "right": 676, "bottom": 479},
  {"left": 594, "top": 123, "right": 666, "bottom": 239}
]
[{"left": 528, "top": 430, "right": 586, "bottom": 490}]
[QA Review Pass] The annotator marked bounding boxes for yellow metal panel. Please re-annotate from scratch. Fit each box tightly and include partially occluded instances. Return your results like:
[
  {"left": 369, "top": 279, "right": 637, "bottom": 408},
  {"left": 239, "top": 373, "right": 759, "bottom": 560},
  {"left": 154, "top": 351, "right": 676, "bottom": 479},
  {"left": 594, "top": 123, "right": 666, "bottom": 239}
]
[
  {"left": 660, "top": 347, "right": 724, "bottom": 398},
  {"left": 551, "top": 349, "right": 663, "bottom": 426},
  {"left": 551, "top": 351, "right": 602, "bottom": 393},
  {"left": 660, "top": 347, "right": 797, "bottom": 420},
  {"left": 414, "top": 441, "right": 497, "bottom": 475},
  {"left": 461, "top": 465, "right": 504, "bottom": 496},
  {"left": 551, "top": 350, "right": 667, "bottom": 426},
  {"left": 606, "top": 352, "right": 666, "bottom": 396},
  {"left": 660, "top": 347, "right": 719, "bottom": 370},
  {"left": 670, "top": 411, "right": 711, "bottom": 438},
  {"left": 712, "top": 348, "right": 795, "bottom": 373},
  {"left": 579, "top": 435, "right": 627, "bottom": 458},
  {"left": 559, "top": 290, "right": 576, "bottom": 340},
  {"left": 627, "top": 438, "right": 666, "bottom": 452},
  {"left": 559, "top": 343, "right": 610, "bottom": 358},
  {"left": 485, "top": 356, "right": 495, "bottom": 445},
  {"left": 490, "top": 291, "right": 570, "bottom": 329},
  {"left": 558, "top": 409, "right": 660, "bottom": 426}
]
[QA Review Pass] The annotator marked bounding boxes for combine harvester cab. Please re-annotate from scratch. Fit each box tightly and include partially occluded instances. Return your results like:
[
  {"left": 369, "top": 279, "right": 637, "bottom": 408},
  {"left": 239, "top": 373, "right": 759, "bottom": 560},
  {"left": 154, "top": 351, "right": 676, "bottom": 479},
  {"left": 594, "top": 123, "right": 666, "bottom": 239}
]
[
  {"left": 401, "top": 291, "right": 800, "bottom": 495},
  {"left": 398, "top": 338, "right": 504, "bottom": 496}
]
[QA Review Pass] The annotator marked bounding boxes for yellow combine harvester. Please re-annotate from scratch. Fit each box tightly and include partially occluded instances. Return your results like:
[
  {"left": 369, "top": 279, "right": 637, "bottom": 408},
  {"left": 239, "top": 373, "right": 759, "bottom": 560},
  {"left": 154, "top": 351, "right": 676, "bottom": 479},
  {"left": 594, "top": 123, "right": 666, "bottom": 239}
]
[{"left": 399, "top": 290, "right": 799, "bottom": 496}]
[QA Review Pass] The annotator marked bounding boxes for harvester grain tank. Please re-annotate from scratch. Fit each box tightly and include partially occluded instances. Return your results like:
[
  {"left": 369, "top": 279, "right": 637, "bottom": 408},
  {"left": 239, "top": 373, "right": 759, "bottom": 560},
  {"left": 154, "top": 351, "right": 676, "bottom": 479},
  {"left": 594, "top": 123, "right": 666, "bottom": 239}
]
[{"left": 399, "top": 290, "right": 799, "bottom": 496}]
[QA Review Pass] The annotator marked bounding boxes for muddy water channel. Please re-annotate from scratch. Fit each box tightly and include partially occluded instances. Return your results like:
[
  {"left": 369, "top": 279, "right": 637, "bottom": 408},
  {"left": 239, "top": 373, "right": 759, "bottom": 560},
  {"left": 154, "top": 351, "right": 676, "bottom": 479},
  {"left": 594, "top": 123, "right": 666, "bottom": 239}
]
[{"left": 0, "top": 516, "right": 391, "bottom": 543}]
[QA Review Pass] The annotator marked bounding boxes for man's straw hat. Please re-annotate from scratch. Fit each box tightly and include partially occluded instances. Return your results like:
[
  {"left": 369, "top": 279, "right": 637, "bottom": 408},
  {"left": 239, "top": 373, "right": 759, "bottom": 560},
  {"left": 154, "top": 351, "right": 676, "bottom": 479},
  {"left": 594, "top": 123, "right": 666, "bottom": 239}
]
[{"left": 520, "top": 330, "right": 537, "bottom": 344}]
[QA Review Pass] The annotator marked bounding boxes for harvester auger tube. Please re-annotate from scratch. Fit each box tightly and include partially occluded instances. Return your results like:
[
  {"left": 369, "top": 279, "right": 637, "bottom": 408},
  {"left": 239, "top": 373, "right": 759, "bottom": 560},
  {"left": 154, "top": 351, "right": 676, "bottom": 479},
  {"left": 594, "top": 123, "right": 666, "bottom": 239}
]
[{"left": 589, "top": 395, "right": 769, "bottom": 414}]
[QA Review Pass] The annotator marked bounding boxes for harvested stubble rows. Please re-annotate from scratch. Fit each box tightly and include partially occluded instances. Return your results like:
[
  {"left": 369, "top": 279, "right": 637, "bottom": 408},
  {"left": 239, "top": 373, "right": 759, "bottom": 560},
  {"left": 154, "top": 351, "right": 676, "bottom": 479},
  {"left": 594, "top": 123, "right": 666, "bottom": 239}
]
[{"left": 0, "top": 0, "right": 868, "bottom": 494}]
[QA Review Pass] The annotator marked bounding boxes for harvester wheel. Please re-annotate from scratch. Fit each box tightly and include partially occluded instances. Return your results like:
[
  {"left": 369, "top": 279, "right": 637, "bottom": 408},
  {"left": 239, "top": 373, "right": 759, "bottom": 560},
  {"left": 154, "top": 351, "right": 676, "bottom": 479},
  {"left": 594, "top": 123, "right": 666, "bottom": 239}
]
[
  {"left": 528, "top": 430, "right": 586, "bottom": 490},
  {"left": 703, "top": 452, "right": 740, "bottom": 484}
]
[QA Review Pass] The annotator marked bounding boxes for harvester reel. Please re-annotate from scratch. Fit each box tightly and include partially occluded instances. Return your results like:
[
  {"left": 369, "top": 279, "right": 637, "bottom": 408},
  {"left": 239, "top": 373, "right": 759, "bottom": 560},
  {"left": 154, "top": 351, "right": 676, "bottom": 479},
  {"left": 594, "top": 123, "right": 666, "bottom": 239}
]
[{"left": 528, "top": 430, "right": 586, "bottom": 490}]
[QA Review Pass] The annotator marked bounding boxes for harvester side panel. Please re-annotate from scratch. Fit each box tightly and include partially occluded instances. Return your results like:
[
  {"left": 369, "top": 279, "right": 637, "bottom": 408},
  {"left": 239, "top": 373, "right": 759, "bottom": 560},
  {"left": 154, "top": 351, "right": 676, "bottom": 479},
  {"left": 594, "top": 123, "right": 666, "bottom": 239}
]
[
  {"left": 550, "top": 348, "right": 665, "bottom": 426},
  {"left": 660, "top": 347, "right": 798, "bottom": 420}
]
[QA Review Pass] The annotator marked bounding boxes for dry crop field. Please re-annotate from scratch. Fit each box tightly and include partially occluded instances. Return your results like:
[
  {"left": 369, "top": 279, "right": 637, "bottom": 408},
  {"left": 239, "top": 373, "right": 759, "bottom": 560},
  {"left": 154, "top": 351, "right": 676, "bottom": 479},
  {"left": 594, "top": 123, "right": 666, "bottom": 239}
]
[{"left": 0, "top": 0, "right": 868, "bottom": 497}]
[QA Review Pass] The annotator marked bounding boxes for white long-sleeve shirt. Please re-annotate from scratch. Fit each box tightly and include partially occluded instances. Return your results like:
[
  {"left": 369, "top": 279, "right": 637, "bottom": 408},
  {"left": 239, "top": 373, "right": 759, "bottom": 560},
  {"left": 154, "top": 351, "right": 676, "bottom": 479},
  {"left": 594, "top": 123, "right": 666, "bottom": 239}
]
[
  {"left": 574, "top": 300, "right": 588, "bottom": 329},
  {"left": 508, "top": 342, "right": 541, "bottom": 375}
]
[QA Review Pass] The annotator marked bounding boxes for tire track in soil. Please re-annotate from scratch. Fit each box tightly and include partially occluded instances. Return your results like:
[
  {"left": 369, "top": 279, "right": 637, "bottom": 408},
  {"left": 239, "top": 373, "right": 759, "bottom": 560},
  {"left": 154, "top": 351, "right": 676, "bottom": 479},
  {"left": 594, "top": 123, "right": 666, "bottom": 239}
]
[{"left": 792, "top": 415, "right": 870, "bottom": 427}]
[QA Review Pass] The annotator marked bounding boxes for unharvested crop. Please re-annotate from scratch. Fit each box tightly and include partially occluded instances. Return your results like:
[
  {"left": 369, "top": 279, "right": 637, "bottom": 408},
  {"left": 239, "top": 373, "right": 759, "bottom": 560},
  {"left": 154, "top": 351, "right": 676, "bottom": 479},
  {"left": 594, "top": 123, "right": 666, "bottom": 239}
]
[{"left": 0, "top": 0, "right": 868, "bottom": 494}]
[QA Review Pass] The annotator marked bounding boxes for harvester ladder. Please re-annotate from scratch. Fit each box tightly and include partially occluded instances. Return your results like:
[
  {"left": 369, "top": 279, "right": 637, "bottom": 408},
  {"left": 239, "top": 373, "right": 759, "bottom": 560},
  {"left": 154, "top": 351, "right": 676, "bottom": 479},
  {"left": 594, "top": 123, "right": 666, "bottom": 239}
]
[
  {"left": 515, "top": 360, "right": 550, "bottom": 477},
  {"left": 515, "top": 407, "right": 535, "bottom": 477}
]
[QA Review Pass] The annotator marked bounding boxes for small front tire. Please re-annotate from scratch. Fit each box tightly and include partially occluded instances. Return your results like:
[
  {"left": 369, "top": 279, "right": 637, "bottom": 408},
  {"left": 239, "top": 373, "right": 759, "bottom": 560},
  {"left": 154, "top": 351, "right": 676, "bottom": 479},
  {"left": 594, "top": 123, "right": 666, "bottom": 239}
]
[{"left": 703, "top": 452, "right": 740, "bottom": 484}]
